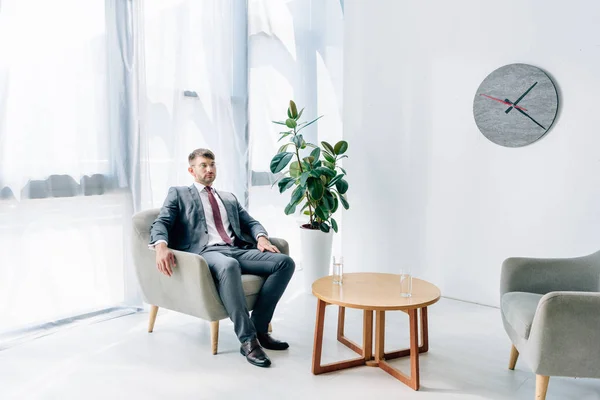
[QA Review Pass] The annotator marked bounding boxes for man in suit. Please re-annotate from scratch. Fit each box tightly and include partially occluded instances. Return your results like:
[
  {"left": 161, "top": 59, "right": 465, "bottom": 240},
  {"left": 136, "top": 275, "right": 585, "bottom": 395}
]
[{"left": 150, "top": 148, "right": 295, "bottom": 368}]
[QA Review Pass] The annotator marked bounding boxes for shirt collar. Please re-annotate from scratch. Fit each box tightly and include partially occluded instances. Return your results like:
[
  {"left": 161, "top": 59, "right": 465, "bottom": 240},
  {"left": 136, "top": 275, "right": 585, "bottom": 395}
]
[{"left": 193, "top": 182, "right": 214, "bottom": 193}]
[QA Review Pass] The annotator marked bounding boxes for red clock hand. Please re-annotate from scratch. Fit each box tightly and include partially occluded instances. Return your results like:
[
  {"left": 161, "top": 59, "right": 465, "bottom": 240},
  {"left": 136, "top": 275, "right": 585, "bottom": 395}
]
[{"left": 480, "top": 94, "right": 527, "bottom": 111}]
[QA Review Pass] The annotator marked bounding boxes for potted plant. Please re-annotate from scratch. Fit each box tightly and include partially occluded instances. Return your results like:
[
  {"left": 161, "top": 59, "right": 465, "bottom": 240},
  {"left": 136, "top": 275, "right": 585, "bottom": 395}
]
[{"left": 270, "top": 100, "right": 349, "bottom": 288}]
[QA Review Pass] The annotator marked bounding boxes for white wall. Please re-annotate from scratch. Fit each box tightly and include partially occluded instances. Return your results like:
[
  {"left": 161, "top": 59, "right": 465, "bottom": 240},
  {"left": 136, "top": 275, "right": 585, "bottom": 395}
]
[{"left": 342, "top": 0, "right": 600, "bottom": 306}]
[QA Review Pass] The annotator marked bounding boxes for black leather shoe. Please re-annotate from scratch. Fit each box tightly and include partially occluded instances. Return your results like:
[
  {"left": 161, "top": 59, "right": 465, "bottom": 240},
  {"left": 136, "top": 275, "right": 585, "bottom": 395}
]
[
  {"left": 257, "top": 333, "right": 289, "bottom": 350},
  {"left": 240, "top": 339, "right": 271, "bottom": 368}
]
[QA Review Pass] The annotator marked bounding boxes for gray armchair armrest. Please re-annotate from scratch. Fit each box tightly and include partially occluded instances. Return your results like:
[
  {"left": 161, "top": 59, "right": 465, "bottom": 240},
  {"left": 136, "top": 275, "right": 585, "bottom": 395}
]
[
  {"left": 134, "top": 247, "right": 226, "bottom": 321},
  {"left": 268, "top": 237, "right": 289, "bottom": 255},
  {"left": 500, "top": 254, "right": 600, "bottom": 296},
  {"left": 526, "top": 291, "right": 600, "bottom": 378}
]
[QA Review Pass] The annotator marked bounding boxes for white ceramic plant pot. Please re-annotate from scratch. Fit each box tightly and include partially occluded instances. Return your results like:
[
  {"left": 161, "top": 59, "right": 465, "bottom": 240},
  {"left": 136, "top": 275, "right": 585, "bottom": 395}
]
[{"left": 299, "top": 226, "right": 334, "bottom": 292}]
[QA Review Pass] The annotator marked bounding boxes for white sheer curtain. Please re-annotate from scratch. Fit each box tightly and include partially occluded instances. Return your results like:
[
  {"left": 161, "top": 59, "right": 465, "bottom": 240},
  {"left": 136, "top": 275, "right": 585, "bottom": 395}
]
[
  {"left": 139, "top": 0, "right": 249, "bottom": 210},
  {"left": 247, "top": 0, "right": 344, "bottom": 257},
  {"left": 0, "top": 0, "right": 110, "bottom": 193},
  {"left": 0, "top": 0, "right": 140, "bottom": 337}
]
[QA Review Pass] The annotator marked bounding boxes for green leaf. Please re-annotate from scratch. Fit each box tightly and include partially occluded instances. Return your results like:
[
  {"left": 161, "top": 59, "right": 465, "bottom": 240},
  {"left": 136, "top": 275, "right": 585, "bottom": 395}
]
[
  {"left": 314, "top": 205, "right": 328, "bottom": 221},
  {"left": 331, "top": 218, "right": 338, "bottom": 233},
  {"left": 307, "top": 177, "right": 324, "bottom": 200},
  {"left": 284, "top": 202, "right": 296, "bottom": 215},
  {"left": 277, "top": 132, "right": 292, "bottom": 142},
  {"left": 285, "top": 118, "right": 297, "bottom": 129},
  {"left": 289, "top": 100, "right": 298, "bottom": 118},
  {"left": 289, "top": 161, "right": 301, "bottom": 178},
  {"left": 303, "top": 156, "right": 315, "bottom": 165},
  {"left": 285, "top": 186, "right": 305, "bottom": 215},
  {"left": 328, "top": 174, "right": 345, "bottom": 188},
  {"left": 287, "top": 108, "right": 293, "bottom": 119},
  {"left": 296, "top": 107, "right": 304, "bottom": 120},
  {"left": 296, "top": 115, "right": 323, "bottom": 132},
  {"left": 334, "top": 140, "right": 348, "bottom": 155},
  {"left": 323, "top": 152, "right": 336, "bottom": 163},
  {"left": 270, "top": 152, "right": 293, "bottom": 174},
  {"left": 340, "top": 167, "right": 347, "bottom": 174},
  {"left": 310, "top": 147, "right": 320, "bottom": 161},
  {"left": 303, "top": 210, "right": 311, "bottom": 215},
  {"left": 319, "top": 222, "right": 330, "bottom": 233},
  {"left": 331, "top": 194, "right": 339, "bottom": 213},
  {"left": 315, "top": 166, "right": 336, "bottom": 178},
  {"left": 339, "top": 193, "right": 349, "bottom": 210},
  {"left": 322, "top": 161, "right": 335, "bottom": 170},
  {"left": 277, "top": 177, "right": 295, "bottom": 193},
  {"left": 272, "top": 120, "right": 287, "bottom": 126},
  {"left": 299, "top": 171, "right": 310, "bottom": 187},
  {"left": 321, "top": 190, "right": 335, "bottom": 210},
  {"left": 335, "top": 178, "right": 349, "bottom": 194},
  {"left": 293, "top": 134, "right": 304, "bottom": 149},
  {"left": 278, "top": 143, "right": 293, "bottom": 153},
  {"left": 321, "top": 141, "right": 335, "bottom": 155}
]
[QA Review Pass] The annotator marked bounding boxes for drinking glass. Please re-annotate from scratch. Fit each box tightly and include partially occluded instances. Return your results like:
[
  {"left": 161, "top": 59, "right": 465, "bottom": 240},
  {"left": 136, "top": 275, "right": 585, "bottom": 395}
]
[
  {"left": 332, "top": 255, "right": 344, "bottom": 285},
  {"left": 399, "top": 267, "right": 412, "bottom": 297}
]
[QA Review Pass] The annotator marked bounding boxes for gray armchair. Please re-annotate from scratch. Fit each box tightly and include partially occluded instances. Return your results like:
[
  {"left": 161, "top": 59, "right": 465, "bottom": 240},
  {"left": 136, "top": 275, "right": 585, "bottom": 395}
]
[
  {"left": 500, "top": 250, "right": 600, "bottom": 399},
  {"left": 132, "top": 208, "right": 288, "bottom": 354}
]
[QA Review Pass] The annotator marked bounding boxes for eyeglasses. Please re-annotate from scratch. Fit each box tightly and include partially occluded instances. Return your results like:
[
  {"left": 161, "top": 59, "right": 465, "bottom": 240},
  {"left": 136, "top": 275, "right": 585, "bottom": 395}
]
[{"left": 194, "top": 162, "right": 217, "bottom": 170}]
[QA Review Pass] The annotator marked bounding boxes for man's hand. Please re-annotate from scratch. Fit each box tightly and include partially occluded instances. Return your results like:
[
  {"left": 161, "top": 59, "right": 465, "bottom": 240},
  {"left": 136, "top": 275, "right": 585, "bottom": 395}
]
[
  {"left": 155, "top": 243, "right": 176, "bottom": 277},
  {"left": 257, "top": 237, "right": 280, "bottom": 253}
]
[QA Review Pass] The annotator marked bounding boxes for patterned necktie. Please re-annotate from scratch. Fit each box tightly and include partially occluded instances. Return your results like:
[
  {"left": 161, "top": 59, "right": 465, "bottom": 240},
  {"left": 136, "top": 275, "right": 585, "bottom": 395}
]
[{"left": 205, "top": 186, "right": 233, "bottom": 245}]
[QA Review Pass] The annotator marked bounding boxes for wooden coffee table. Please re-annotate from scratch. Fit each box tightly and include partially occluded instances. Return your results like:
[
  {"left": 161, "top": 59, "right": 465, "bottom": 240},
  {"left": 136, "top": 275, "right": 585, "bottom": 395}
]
[{"left": 311, "top": 272, "right": 441, "bottom": 390}]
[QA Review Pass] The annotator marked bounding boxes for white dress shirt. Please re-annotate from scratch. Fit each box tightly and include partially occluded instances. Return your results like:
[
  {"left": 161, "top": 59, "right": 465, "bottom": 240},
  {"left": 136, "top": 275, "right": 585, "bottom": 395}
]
[
  {"left": 194, "top": 182, "right": 235, "bottom": 246},
  {"left": 151, "top": 183, "right": 266, "bottom": 249}
]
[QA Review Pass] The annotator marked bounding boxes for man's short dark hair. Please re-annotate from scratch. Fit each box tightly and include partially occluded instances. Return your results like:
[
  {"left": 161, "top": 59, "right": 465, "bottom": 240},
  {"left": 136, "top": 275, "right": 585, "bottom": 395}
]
[{"left": 188, "top": 148, "right": 215, "bottom": 165}]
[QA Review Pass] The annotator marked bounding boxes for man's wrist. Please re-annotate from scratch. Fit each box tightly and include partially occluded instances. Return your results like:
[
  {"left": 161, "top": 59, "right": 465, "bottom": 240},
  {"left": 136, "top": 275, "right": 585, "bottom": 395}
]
[
  {"left": 155, "top": 242, "right": 168, "bottom": 251},
  {"left": 256, "top": 233, "right": 268, "bottom": 241}
]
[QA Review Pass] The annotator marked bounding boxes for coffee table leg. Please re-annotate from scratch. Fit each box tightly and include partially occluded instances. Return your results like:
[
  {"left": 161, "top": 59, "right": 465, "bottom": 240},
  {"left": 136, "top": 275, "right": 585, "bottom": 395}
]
[
  {"left": 362, "top": 310, "right": 373, "bottom": 360},
  {"left": 337, "top": 306, "right": 345, "bottom": 339},
  {"left": 420, "top": 307, "right": 429, "bottom": 353},
  {"left": 337, "top": 306, "right": 369, "bottom": 356},
  {"left": 312, "top": 299, "right": 327, "bottom": 374},
  {"left": 378, "top": 309, "right": 421, "bottom": 390},
  {"left": 312, "top": 300, "right": 367, "bottom": 375},
  {"left": 375, "top": 310, "right": 385, "bottom": 363}
]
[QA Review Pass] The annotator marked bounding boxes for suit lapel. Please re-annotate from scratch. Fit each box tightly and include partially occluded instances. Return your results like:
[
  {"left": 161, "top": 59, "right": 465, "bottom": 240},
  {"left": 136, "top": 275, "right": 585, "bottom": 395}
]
[
  {"left": 215, "top": 190, "right": 241, "bottom": 237},
  {"left": 189, "top": 185, "right": 205, "bottom": 218}
]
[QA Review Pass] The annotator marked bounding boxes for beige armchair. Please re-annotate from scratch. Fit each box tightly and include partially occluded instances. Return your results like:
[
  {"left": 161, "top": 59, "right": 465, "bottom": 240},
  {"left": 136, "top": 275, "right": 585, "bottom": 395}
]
[
  {"left": 500, "top": 249, "right": 600, "bottom": 400},
  {"left": 132, "top": 208, "right": 288, "bottom": 354}
]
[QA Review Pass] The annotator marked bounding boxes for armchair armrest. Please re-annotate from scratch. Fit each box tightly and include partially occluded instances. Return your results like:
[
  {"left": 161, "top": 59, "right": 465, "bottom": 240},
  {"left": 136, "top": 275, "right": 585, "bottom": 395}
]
[
  {"left": 134, "top": 247, "right": 226, "bottom": 321},
  {"left": 268, "top": 237, "right": 289, "bottom": 255},
  {"left": 500, "top": 254, "right": 600, "bottom": 296},
  {"left": 526, "top": 291, "right": 600, "bottom": 378}
]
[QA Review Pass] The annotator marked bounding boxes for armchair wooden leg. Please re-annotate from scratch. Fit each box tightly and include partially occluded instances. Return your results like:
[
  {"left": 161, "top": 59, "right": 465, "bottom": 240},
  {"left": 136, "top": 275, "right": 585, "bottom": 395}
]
[
  {"left": 536, "top": 375, "right": 549, "bottom": 400},
  {"left": 508, "top": 344, "right": 519, "bottom": 370},
  {"left": 210, "top": 321, "right": 219, "bottom": 355},
  {"left": 268, "top": 323, "right": 272, "bottom": 333},
  {"left": 148, "top": 305, "right": 159, "bottom": 333}
]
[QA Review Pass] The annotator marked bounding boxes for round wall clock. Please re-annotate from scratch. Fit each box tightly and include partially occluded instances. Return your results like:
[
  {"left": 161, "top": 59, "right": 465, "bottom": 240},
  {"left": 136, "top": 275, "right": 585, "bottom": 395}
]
[{"left": 473, "top": 63, "right": 558, "bottom": 147}]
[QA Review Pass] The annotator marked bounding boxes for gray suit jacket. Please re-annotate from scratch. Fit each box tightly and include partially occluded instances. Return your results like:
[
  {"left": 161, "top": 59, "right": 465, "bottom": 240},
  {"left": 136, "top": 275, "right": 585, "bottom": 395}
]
[{"left": 149, "top": 185, "right": 267, "bottom": 253}]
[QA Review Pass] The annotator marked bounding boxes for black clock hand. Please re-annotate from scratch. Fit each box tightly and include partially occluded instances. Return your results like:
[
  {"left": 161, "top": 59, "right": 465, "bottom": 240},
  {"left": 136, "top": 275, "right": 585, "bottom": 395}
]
[
  {"left": 505, "top": 81, "right": 538, "bottom": 114},
  {"left": 515, "top": 107, "right": 546, "bottom": 130}
]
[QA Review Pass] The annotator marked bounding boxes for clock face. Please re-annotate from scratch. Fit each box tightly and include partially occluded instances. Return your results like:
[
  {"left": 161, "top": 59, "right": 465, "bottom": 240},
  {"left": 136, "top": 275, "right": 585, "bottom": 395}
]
[{"left": 473, "top": 64, "right": 558, "bottom": 147}]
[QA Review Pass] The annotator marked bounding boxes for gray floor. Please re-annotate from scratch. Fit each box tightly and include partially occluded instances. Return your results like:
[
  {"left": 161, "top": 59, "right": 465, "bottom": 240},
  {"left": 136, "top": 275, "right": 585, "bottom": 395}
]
[{"left": 1, "top": 276, "right": 599, "bottom": 400}]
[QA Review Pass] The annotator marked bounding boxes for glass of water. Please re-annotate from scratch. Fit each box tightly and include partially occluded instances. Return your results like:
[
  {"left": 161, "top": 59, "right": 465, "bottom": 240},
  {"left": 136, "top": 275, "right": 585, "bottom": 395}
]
[
  {"left": 399, "top": 267, "right": 412, "bottom": 297},
  {"left": 332, "top": 256, "right": 343, "bottom": 285}
]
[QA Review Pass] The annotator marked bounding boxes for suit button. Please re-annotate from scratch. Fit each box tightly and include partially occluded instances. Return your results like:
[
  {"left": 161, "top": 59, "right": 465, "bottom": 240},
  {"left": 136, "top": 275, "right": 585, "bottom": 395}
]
[{"left": 205, "top": 230, "right": 208, "bottom": 234}]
